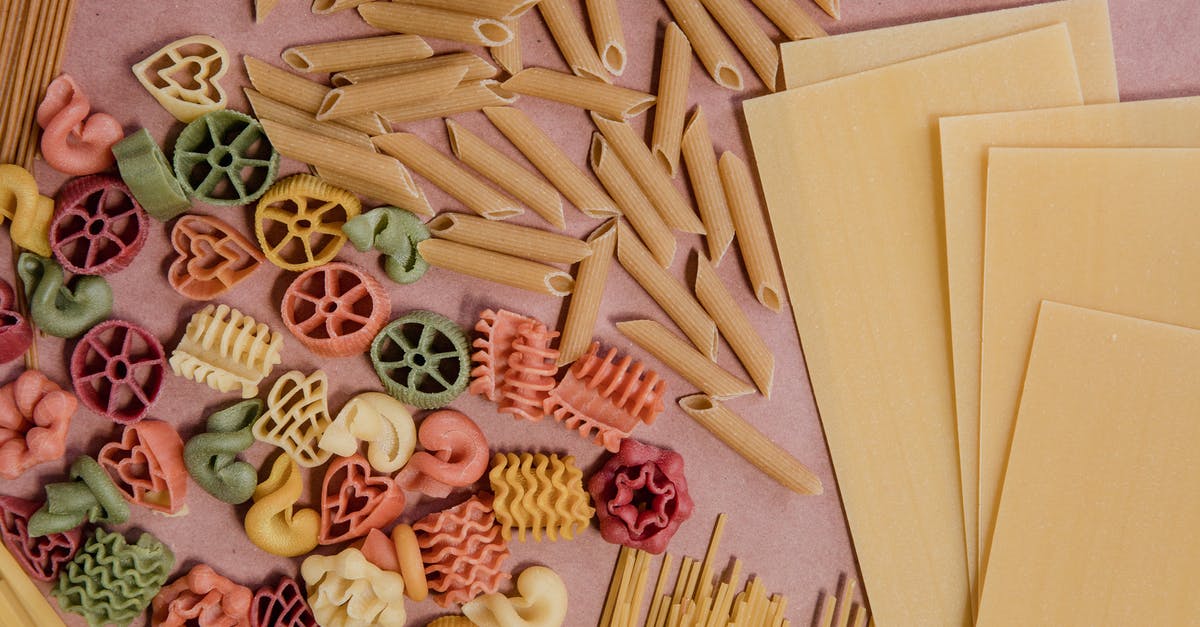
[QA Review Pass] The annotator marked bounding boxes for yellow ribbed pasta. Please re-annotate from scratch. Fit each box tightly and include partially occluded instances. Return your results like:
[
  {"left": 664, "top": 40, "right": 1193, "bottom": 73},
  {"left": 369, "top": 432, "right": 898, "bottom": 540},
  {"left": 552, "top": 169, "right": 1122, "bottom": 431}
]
[
  {"left": 260, "top": 119, "right": 420, "bottom": 201},
  {"left": 652, "top": 23, "right": 692, "bottom": 177},
  {"left": 557, "top": 220, "right": 616, "bottom": 366},
  {"left": 245, "top": 88, "right": 373, "bottom": 151},
  {"left": 243, "top": 56, "right": 386, "bottom": 135},
  {"left": 446, "top": 119, "right": 564, "bottom": 228},
  {"left": 418, "top": 239, "right": 575, "bottom": 297},
  {"left": 331, "top": 52, "right": 497, "bottom": 87},
  {"left": 747, "top": 0, "right": 826, "bottom": 40},
  {"left": 586, "top": 0, "right": 626, "bottom": 75},
  {"left": 318, "top": 62, "right": 467, "bottom": 120},
  {"left": 491, "top": 18, "right": 523, "bottom": 75},
  {"left": 617, "top": 320, "right": 753, "bottom": 399},
  {"left": 358, "top": 2, "right": 513, "bottom": 47},
  {"left": 694, "top": 253, "right": 774, "bottom": 397},
  {"left": 681, "top": 107, "right": 734, "bottom": 264},
  {"left": 282, "top": 34, "right": 433, "bottom": 73},
  {"left": 373, "top": 132, "right": 523, "bottom": 220},
  {"left": 396, "top": 0, "right": 539, "bottom": 20},
  {"left": 662, "top": 0, "right": 743, "bottom": 91},
  {"left": 538, "top": 0, "right": 609, "bottom": 81},
  {"left": 699, "top": 0, "right": 781, "bottom": 90},
  {"left": 377, "top": 79, "right": 517, "bottom": 124},
  {"left": 427, "top": 212, "right": 588, "bottom": 264},
  {"left": 589, "top": 133, "right": 675, "bottom": 268},
  {"left": 718, "top": 152, "right": 784, "bottom": 312},
  {"left": 488, "top": 452, "right": 594, "bottom": 541},
  {"left": 503, "top": 68, "right": 655, "bottom": 120}
]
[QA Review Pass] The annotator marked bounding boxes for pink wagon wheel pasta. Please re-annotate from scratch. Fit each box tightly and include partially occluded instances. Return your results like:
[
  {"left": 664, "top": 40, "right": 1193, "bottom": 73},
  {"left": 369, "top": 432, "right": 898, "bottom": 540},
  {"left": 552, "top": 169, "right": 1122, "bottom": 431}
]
[
  {"left": 255, "top": 174, "right": 361, "bottom": 271},
  {"left": 70, "top": 320, "right": 167, "bottom": 424},
  {"left": 281, "top": 262, "right": 390, "bottom": 357},
  {"left": 50, "top": 174, "right": 149, "bottom": 275}
]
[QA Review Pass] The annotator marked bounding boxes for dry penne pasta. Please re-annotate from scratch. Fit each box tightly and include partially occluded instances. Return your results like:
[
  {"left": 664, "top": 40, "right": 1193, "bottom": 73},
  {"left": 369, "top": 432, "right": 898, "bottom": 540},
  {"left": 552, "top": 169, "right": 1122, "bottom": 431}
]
[
  {"left": 698, "top": 0, "right": 781, "bottom": 91},
  {"left": 694, "top": 253, "right": 774, "bottom": 397},
  {"left": 376, "top": 79, "right": 516, "bottom": 124},
  {"left": 592, "top": 113, "right": 704, "bottom": 234},
  {"left": 652, "top": 22, "right": 691, "bottom": 177},
  {"left": 256, "top": 0, "right": 280, "bottom": 22},
  {"left": 245, "top": 88, "right": 374, "bottom": 151},
  {"left": 617, "top": 320, "right": 753, "bottom": 399},
  {"left": 317, "top": 62, "right": 467, "bottom": 120},
  {"left": 373, "top": 132, "right": 523, "bottom": 220},
  {"left": 397, "top": 0, "right": 539, "bottom": 19},
  {"left": 331, "top": 52, "right": 497, "bottom": 86},
  {"left": 483, "top": 106, "right": 619, "bottom": 218},
  {"left": 747, "top": 0, "right": 826, "bottom": 40},
  {"left": 282, "top": 34, "right": 433, "bottom": 73},
  {"left": 446, "top": 119, "right": 565, "bottom": 228},
  {"left": 557, "top": 220, "right": 616, "bottom": 366},
  {"left": 358, "top": 2, "right": 513, "bottom": 47},
  {"left": 427, "top": 212, "right": 589, "bottom": 264},
  {"left": 260, "top": 118, "right": 420, "bottom": 199},
  {"left": 616, "top": 221, "right": 717, "bottom": 358},
  {"left": 538, "top": 0, "right": 609, "bottom": 82},
  {"left": 418, "top": 238, "right": 574, "bottom": 296},
  {"left": 243, "top": 55, "right": 386, "bottom": 135},
  {"left": 719, "top": 152, "right": 784, "bottom": 312},
  {"left": 590, "top": 133, "right": 675, "bottom": 268},
  {"left": 311, "top": 0, "right": 371, "bottom": 14},
  {"left": 502, "top": 68, "right": 655, "bottom": 120},
  {"left": 681, "top": 107, "right": 735, "bottom": 263},
  {"left": 315, "top": 166, "right": 434, "bottom": 216},
  {"left": 662, "top": 0, "right": 744, "bottom": 91},
  {"left": 490, "top": 18, "right": 523, "bottom": 75},
  {"left": 586, "top": 0, "right": 626, "bottom": 76},
  {"left": 813, "top": 0, "right": 839, "bottom": 20}
]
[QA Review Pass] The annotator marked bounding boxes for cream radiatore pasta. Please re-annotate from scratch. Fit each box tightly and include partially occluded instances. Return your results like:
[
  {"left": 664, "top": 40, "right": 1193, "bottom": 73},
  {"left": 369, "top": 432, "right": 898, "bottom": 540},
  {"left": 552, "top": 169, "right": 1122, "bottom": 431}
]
[
  {"left": 259, "top": 119, "right": 420, "bottom": 200},
  {"left": 491, "top": 18, "right": 523, "bottom": 75},
  {"left": 332, "top": 52, "right": 498, "bottom": 86},
  {"left": 587, "top": 0, "right": 627, "bottom": 75},
  {"left": 317, "top": 62, "right": 468, "bottom": 120},
  {"left": 502, "top": 68, "right": 655, "bottom": 120},
  {"left": 358, "top": 1, "right": 514, "bottom": 47},
  {"left": 681, "top": 106, "right": 735, "bottom": 263},
  {"left": 694, "top": 253, "right": 775, "bottom": 397},
  {"left": 558, "top": 220, "right": 617, "bottom": 366},
  {"left": 617, "top": 320, "right": 754, "bottom": 400},
  {"left": 538, "top": 0, "right": 610, "bottom": 81},
  {"left": 243, "top": 55, "right": 386, "bottom": 134},
  {"left": 662, "top": 0, "right": 745, "bottom": 90},
  {"left": 418, "top": 239, "right": 575, "bottom": 297},
  {"left": 281, "top": 34, "right": 433, "bottom": 73},
  {"left": 245, "top": 88, "right": 374, "bottom": 150},
  {"left": 377, "top": 79, "right": 517, "bottom": 124},
  {"left": 748, "top": 0, "right": 827, "bottom": 40},
  {"left": 719, "top": 152, "right": 785, "bottom": 311},
  {"left": 446, "top": 119, "right": 565, "bottom": 228},
  {"left": 590, "top": 133, "right": 676, "bottom": 268},
  {"left": 651, "top": 23, "right": 691, "bottom": 177},
  {"left": 396, "top": 0, "right": 540, "bottom": 20},
  {"left": 427, "top": 212, "right": 590, "bottom": 264},
  {"left": 699, "top": 0, "right": 782, "bottom": 90}
]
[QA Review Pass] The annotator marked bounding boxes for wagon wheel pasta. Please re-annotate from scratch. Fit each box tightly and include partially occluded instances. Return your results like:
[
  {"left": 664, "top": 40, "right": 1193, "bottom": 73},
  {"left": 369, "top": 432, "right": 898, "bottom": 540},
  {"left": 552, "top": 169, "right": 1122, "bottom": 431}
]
[
  {"left": 280, "top": 261, "right": 390, "bottom": 357},
  {"left": 254, "top": 174, "right": 361, "bottom": 272}
]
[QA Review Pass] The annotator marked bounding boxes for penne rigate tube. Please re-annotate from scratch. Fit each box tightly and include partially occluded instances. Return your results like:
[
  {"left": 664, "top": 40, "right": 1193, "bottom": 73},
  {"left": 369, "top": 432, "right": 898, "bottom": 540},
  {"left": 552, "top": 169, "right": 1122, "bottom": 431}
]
[
  {"left": 502, "top": 68, "right": 655, "bottom": 121},
  {"left": 592, "top": 112, "right": 705, "bottom": 234},
  {"left": 747, "top": 0, "right": 826, "bottom": 40},
  {"left": 719, "top": 152, "right": 784, "bottom": 312},
  {"left": 426, "top": 212, "right": 590, "bottom": 264},
  {"left": 311, "top": 0, "right": 371, "bottom": 14},
  {"left": 652, "top": 22, "right": 692, "bottom": 177},
  {"left": 377, "top": 79, "right": 516, "bottom": 124},
  {"left": 558, "top": 220, "right": 616, "bottom": 366},
  {"left": 490, "top": 18, "right": 523, "bottom": 75},
  {"left": 395, "top": 0, "right": 539, "bottom": 20},
  {"left": 446, "top": 119, "right": 565, "bottom": 228},
  {"left": 662, "top": 0, "right": 744, "bottom": 91},
  {"left": 373, "top": 132, "right": 524, "bottom": 220},
  {"left": 586, "top": 0, "right": 627, "bottom": 76},
  {"left": 483, "top": 106, "right": 620, "bottom": 218},
  {"left": 315, "top": 166, "right": 434, "bottom": 216},
  {"left": 682, "top": 106, "right": 735, "bottom": 264},
  {"left": 538, "top": 0, "right": 610, "bottom": 82},
  {"left": 616, "top": 221, "right": 717, "bottom": 358},
  {"left": 699, "top": 0, "right": 781, "bottom": 91},
  {"left": 282, "top": 34, "right": 433, "bottom": 73},
  {"left": 694, "top": 253, "right": 775, "bottom": 397},
  {"left": 243, "top": 55, "right": 386, "bottom": 135},
  {"left": 332, "top": 52, "right": 497, "bottom": 87},
  {"left": 260, "top": 119, "right": 420, "bottom": 199},
  {"left": 245, "top": 88, "right": 374, "bottom": 151},
  {"left": 317, "top": 62, "right": 467, "bottom": 120},
  {"left": 418, "top": 239, "right": 574, "bottom": 297},
  {"left": 590, "top": 133, "right": 676, "bottom": 268},
  {"left": 617, "top": 320, "right": 754, "bottom": 400},
  {"left": 358, "top": 2, "right": 513, "bottom": 47}
]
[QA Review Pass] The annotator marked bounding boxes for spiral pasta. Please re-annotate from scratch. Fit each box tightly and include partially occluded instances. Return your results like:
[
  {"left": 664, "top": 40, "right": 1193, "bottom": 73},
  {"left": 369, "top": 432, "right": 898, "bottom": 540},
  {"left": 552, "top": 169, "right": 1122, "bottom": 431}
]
[{"left": 488, "top": 453, "right": 594, "bottom": 542}]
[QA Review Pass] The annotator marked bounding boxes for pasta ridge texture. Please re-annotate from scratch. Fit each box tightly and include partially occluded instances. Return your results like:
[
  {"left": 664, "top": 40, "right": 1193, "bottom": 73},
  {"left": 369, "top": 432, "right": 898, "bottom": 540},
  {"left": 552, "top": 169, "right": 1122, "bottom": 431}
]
[
  {"left": 53, "top": 528, "right": 174, "bottom": 627},
  {"left": 255, "top": 370, "right": 334, "bottom": 468},
  {"left": 170, "top": 304, "right": 283, "bottom": 398},
  {"left": 500, "top": 322, "right": 560, "bottom": 422},
  {"left": 414, "top": 493, "right": 511, "bottom": 607},
  {"left": 488, "top": 452, "right": 594, "bottom": 542},
  {"left": 301, "top": 548, "right": 407, "bottom": 627}
]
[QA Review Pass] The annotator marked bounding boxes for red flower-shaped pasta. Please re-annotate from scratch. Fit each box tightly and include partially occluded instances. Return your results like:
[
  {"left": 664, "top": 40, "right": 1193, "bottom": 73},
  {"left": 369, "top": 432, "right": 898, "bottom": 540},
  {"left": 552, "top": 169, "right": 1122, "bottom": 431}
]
[
  {"left": 0, "top": 495, "right": 84, "bottom": 581},
  {"left": 413, "top": 493, "right": 510, "bottom": 607},
  {"left": 71, "top": 319, "right": 167, "bottom": 424},
  {"left": 395, "top": 410, "right": 489, "bottom": 499},
  {"left": 0, "top": 370, "right": 77, "bottom": 480},
  {"left": 98, "top": 419, "right": 188, "bottom": 515},
  {"left": 281, "top": 262, "right": 390, "bottom": 358},
  {"left": 169, "top": 214, "right": 265, "bottom": 300},
  {"left": 251, "top": 577, "right": 317, "bottom": 627},
  {"left": 0, "top": 279, "right": 33, "bottom": 364},
  {"left": 319, "top": 454, "right": 406, "bottom": 545},
  {"left": 50, "top": 174, "right": 149, "bottom": 275},
  {"left": 152, "top": 564, "right": 253, "bottom": 627},
  {"left": 587, "top": 438, "right": 693, "bottom": 555}
]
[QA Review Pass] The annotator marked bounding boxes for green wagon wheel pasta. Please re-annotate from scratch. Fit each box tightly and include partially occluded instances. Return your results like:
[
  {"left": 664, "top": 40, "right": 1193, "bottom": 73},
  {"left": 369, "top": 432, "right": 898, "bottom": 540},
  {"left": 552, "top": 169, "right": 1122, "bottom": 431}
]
[
  {"left": 172, "top": 110, "right": 279, "bottom": 206},
  {"left": 370, "top": 311, "right": 469, "bottom": 409}
]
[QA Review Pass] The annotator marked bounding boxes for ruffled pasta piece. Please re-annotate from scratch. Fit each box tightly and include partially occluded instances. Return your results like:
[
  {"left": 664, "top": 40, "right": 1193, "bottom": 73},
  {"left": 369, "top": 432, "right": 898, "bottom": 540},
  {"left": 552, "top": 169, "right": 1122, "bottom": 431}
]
[
  {"left": 71, "top": 320, "right": 166, "bottom": 425},
  {"left": 112, "top": 129, "right": 191, "bottom": 221},
  {"left": 132, "top": 35, "right": 229, "bottom": 123},
  {"left": 52, "top": 528, "right": 174, "bottom": 627},
  {"left": 35, "top": 75, "right": 123, "bottom": 176},
  {"left": 184, "top": 399, "right": 262, "bottom": 504},
  {"left": 255, "top": 370, "right": 334, "bottom": 468},
  {"left": 168, "top": 215, "right": 264, "bottom": 300},
  {"left": 174, "top": 110, "right": 279, "bottom": 206},
  {"left": 462, "top": 566, "right": 568, "bottom": 627},
  {"left": 16, "top": 253, "right": 112, "bottom": 339},
  {"left": 543, "top": 341, "right": 665, "bottom": 452},
  {"left": 28, "top": 455, "right": 130, "bottom": 537},
  {"left": 396, "top": 410, "right": 489, "bottom": 498},
  {"left": 0, "top": 163, "right": 54, "bottom": 256},
  {"left": 97, "top": 419, "right": 188, "bottom": 515},
  {"left": 0, "top": 279, "right": 32, "bottom": 363},
  {"left": 488, "top": 452, "right": 593, "bottom": 542},
  {"left": 587, "top": 439, "right": 694, "bottom": 554},
  {"left": 281, "top": 261, "right": 390, "bottom": 357},
  {"left": 255, "top": 174, "right": 360, "bottom": 271},
  {"left": 244, "top": 453, "right": 320, "bottom": 557},
  {"left": 251, "top": 576, "right": 317, "bottom": 627},
  {"left": 0, "top": 370, "right": 76, "bottom": 480},
  {"left": 427, "top": 617, "right": 474, "bottom": 627},
  {"left": 301, "top": 547, "right": 408, "bottom": 627},
  {"left": 50, "top": 174, "right": 149, "bottom": 276},
  {"left": 170, "top": 304, "right": 283, "bottom": 398},
  {"left": 370, "top": 311, "right": 470, "bottom": 409},
  {"left": 471, "top": 309, "right": 560, "bottom": 420},
  {"left": 151, "top": 564, "right": 253, "bottom": 627},
  {"left": 320, "top": 453, "right": 406, "bottom": 545},
  {"left": 318, "top": 391, "right": 416, "bottom": 474},
  {"left": 413, "top": 493, "right": 511, "bottom": 607},
  {"left": 342, "top": 206, "right": 430, "bottom": 284},
  {"left": 0, "top": 495, "right": 83, "bottom": 582}
]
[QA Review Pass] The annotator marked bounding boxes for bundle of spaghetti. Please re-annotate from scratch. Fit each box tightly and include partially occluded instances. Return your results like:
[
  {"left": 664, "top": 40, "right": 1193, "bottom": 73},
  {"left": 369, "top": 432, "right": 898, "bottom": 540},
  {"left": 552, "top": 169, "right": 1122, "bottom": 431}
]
[
  {"left": 488, "top": 452, "right": 595, "bottom": 542},
  {"left": 413, "top": 493, "right": 512, "bottom": 607}
]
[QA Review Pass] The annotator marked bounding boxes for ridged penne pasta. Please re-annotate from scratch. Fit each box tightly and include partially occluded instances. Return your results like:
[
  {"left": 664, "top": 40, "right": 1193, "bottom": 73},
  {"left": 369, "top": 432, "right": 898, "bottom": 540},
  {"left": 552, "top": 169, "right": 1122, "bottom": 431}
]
[
  {"left": 502, "top": 68, "right": 654, "bottom": 121},
  {"left": 651, "top": 22, "right": 691, "bottom": 177},
  {"left": 813, "top": 0, "right": 839, "bottom": 20},
  {"left": 245, "top": 88, "right": 374, "bottom": 151},
  {"left": 373, "top": 132, "right": 523, "bottom": 220},
  {"left": 311, "top": 0, "right": 371, "bottom": 14},
  {"left": 358, "top": 2, "right": 514, "bottom": 47},
  {"left": 699, "top": 0, "right": 781, "bottom": 91},
  {"left": 586, "top": 0, "right": 626, "bottom": 76},
  {"left": 418, "top": 239, "right": 574, "bottom": 297},
  {"left": 558, "top": 220, "right": 616, "bottom": 366},
  {"left": 617, "top": 320, "right": 752, "bottom": 399},
  {"left": 719, "top": 152, "right": 784, "bottom": 312},
  {"left": 397, "top": 0, "right": 539, "bottom": 20},
  {"left": 260, "top": 119, "right": 420, "bottom": 200},
  {"left": 427, "top": 212, "right": 589, "bottom": 264},
  {"left": 490, "top": 18, "right": 523, "bottom": 76},
  {"left": 446, "top": 119, "right": 564, "bottom": 228},
  {"left": 662, "top": 0, "right": 744, "bottom": 91},
  {"left": 332, "top": 52, "right": 497, "bottom": 87},
  {"left": 538, "top": 0, "right": 609, "bottom": 82},
  {"left": 483, "top": 106, "right": 619, "bottom": 218},
  {"left": 243, "top": 56, "right": 386, "bottom": 135},
  {"left": 282, "top": 34, "right": 433, "bottom": 73},
  {"left": 616, "top": 221, "right": 717, "bottom": 358},
  {"left": 317, "top": 62, "right": 467, "bottom": 120},
  {"left": 589, "top": 133, "right": 675, "bottom": 268},
  {"left": 748, "top": 0, "right": 826, "bottom": 40},
  {"left": 681, "top": 106, "right": 735, "bottom": 263},
  {"left": 591, "top": 113, "right": 704, "bottom": 234},
  {"left": 694, "top": 253, "right": 774, "bottom": 397},
  {"left": 377, "top": 79, "right": 516, "bottom": 124},
  {"left": 315, "top": 166, "right": 434, "bottom": 216}
]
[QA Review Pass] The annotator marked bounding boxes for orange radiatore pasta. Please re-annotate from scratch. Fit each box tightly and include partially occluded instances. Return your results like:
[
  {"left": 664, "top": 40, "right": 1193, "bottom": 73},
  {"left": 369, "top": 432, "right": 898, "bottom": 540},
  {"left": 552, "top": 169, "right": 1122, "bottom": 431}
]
[
  {"left": 470, "top": 309, "right": 561, "bottom": 422},
  {"left": 488, "top": 452, "right": 594, "bottom": 542},
  {"left": 413, "top": 493, "right": 511, "bottom": 607}
]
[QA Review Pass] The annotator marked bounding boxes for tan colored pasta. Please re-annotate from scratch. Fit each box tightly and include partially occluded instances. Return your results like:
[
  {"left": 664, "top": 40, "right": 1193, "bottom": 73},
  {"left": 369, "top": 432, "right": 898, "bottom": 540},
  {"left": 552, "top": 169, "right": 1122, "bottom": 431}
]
[
  {"left": 662, "top": 0, "right": 743, "bottom": 91},
  {"left": 617, "top": 320, "right": 752, "bottom": 400},
  {"left": 418, "top": 239, "right": 574, "bottom": 297},
  {"left": 718, "top": 152, "right": 783, "bottom": 312},
  {"left": 813, "top": 0, "right": 839, "bottom": 20},
  {"left": 243, "top": 56, "right": 386, "bottom": 135},
  {"left": 557, "top": 220, "right": 616, "bottom": 366},
  {"left": 616, "top": 221, "right": 716, "bottom": 358},
  {"left": 490, "top": 18, "right": 523, "bottom": 76},
  {"left": 502, "top": 68, "right": 654, "bottom": 121},
  {"left": 315, "top": 166, "right": 434, "bottom": 216},
  {"left": 446, "top": 119, "right": 564, "bottom": 228},
  {"left": 260, "top": 119, "right": 421, "bottom": 200},
  {"left": 427, "top": 212, "right": 589, "bottom": 264},
  {"left": 681, "top": 107, "right": 734, "bottom": 264},
  {"left": 377, "top": 79, "right": 516, "bottom": 124},
  {"left": 373, "top": 132, "right": 523, "bottom": 220},
  {"left": 245, "top": 88, "right": 374, "bottom": 151},
  {"left": 693, "top": 253, "right": 774, "bottom": 397},
  {"left": 317, "top": 62, "right": 467, "bottom": 120},
  {"left": 589, "top": 133, "right": 675, "bottom": 268},
  {"left": 651, "top": 22, "right": 691, "bottom": 177},
  {"left": 396, "top": 0, "right": 539, "bottom": 20},
  {"left": 747, "top": 0, "right": 826, "bottom": 40},
  {"left": 282, "top": 34, "right": 433, "bottom": 73},
  {"left": 311, "top": 0, "right": 371, "bottom": 14},
  {"left": 332, "top": 52, "right": 497, "bottom": 87},
  {"left": 358, "top": 2, "right": 513, "bottom": 47},
  {"left": 538, "top": 0, "right": 609, "bottom": 82},
  {"left": 483, "top": 106, "right": 619, "bottom": 218},
  {"left": 586, "top": 0, "right": 626, "bottom": 76},
  {"left": 699, "top": 0, "right": 780, "bottom": 91},
  {"left": 592, "top": 113, "right": 704, "bottom": 234}
]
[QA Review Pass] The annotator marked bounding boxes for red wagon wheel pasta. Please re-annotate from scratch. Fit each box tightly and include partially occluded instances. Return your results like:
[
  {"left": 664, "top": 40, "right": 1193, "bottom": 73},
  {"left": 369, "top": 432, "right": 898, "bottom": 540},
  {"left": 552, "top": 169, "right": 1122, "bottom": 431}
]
[
  {"left": 281, "top": 262, "right": 390, "bottom": 357},
  {"left": 255, "top": 174, "right": 360, "bottom": 271},
  {"left": 70, "top": 320, "right": 167, "bottom": 424},
  {"left": 50, "top": 175, "right": 149, "bottom": 275}
]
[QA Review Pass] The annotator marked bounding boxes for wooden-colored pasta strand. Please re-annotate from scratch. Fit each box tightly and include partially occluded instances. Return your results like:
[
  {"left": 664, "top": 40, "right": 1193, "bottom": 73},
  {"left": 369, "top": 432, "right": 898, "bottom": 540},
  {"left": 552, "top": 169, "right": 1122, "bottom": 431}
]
[
  {"left": 315, "top": 166, "right": 434, "bottom": 216},
  {"left": 747, "top": 0, "right": 826, "bottom": 40},
  {"left": 833, "top": 578, "right": 856, "bottom": 627},
  {"left": 816, "top": 595, "right": 837, "bottom": 627},
  {"left": 627, "top": 550, "right": 654, "bottom": 627},
  {"left": 662, "top": 0, "right": 743, "bottom": 91},
  {"left": 395, "top": 0, "right": 539, "bottom": 20},
  {"left": 317, "top": 62, "right": 468, "bottom": 120},
  {"left": 260, "top": 119, "right": 420, "bottom": 199},
  {"left": 491, "top": 18, "right": 523, "bottom": 75},
  {"left": 651, "top": 23, "right": 691, "bottom": 177},
  {"left": 592, "top": 113, "right": 704, "bottom": 234},
  {"left": 374, "top": 132, "right": 524, "bottom": 220},
  {"left": 503, "top": 68, "right": 655, "bottom": 121},
  {"left": 377, "top": 79, "right": 517, "bottom": 124},
  {"left": 849, "top": 606, "right": 867, "bottom": 627},
  {"left": 282, "top": 34, "right": 433, "bottom": 73},
  {"left": 244, "top": 56, "right": 386, "bottom": 135},
  {"left": 445, "top": 119, "right": 564, "bottom": 228},
  {"left": 698, "top": 0, "right": 781, "bottom": 91},
  {"left": 590, "top": 133, "right": 676, "bottom": 268},
  {"left": 358, "top": 2, "right": 514, "bottom": 47},
  {"left": 681, "top": 107, "right": 735, "bottom": 264},
  {"left": 719, "top": 152, "right": 784, "bottom": 312},
  {"left": 427, "top": 212, "right": 589, "bottom": 264},
  {"left": 19, "top": 0, "right": 74, "bottom": 167},
  {"left": 616, "top": 221, "right": 717, "bottom": 358},
  {"left": 601, "top": 547, "right": 634, "bottom": 627},
  {"left": 618, "top": 320, "right": 752, "bottom": 399},
  {"left": 245, "top": 88, "right": 374, "bottom": 151},
  {"left": 538, "top": 0, "right": 610, "bottom": 82},
  {"left": 694, "top": 253, "right": 774, "bottom": 397},
  {"left": 644, "top": 553, "right": 674, "bottom": 627},
  {"left": 418, "top": 239, "right": 574, "bottom": 297},
  {"left": 5, "top": 0, "right": 55, "bottom": 163},
  {"left": 311, "top": 0, "right": 372, "bottom": 14},
  {"left": 666, "top": 558, "right": 694, "bottom": 627},
  {"left": 0, "top": 0, "right": 45, "bottom": 161},
  {"left": 483, "top": 106, "right": 619, "bottom": 218},
  {"left": 558, "top": 220, "right": 616, "bottom": 367},
  {"left": 677, "top": 394, "right": 823, "bottom": 495},
  {"left": 331, "top": 52, "right": 497, "bottom": 86},
  {"left": 586, "top": 0, "right": 626, "bottom": 76}
]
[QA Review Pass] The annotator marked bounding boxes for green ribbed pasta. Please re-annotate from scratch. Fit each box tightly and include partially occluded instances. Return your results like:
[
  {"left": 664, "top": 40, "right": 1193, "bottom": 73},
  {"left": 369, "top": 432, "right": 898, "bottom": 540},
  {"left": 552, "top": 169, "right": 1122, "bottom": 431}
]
[
  {"left": 488, "top": 452, "right": 594, "bottom": 542},
  {"left": 53, "top": 528, "right": 174, "bottom": 627}
]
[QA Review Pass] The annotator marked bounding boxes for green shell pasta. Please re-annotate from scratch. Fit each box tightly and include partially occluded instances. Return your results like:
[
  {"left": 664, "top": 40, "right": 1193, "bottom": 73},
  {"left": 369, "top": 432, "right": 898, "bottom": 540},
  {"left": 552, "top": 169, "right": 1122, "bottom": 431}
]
[{"left": 342, "top": 206, "right": 430, "bottom": 284}]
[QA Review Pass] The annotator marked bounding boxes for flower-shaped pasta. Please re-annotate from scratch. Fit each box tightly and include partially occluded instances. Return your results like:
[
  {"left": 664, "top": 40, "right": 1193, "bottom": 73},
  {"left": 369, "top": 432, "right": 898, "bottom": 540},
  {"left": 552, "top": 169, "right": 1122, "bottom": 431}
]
[
  {"left": 251, "top": 577, "right": 317, "bottom": 627},
  {"left": 489, "top": 453, "right": 593, "bottom": 542},
  {"left": 0, "top": 279, "right": 32, "bottom": 364},
  {"left": 587, "top": 439, "right": 694, "bottom": 555},
  {"left": 28, "top": 455, "right": 130, "bottom": 537},
  {"left": 396, "top": 410, "right": 489, "bottom": 499},
  {"left": 281, "top": 262, "right": 390, "bottom": 357},
  {"left": 71, "top": 319, "right": 166, "bottom": 424},
  {"left": 319, "top": 454, "right": 406, "bottom": 545},
  {"left": 244, "top": 453, "right": 320, "bottom": 557},
  {"left": 97, "top": 419, "right": 188, "bottom": 515},
  {"left": 301, "top": 548, "right": 407, "bottom": 627},
  {"left": 462, "top": 566, "right": 569, "bottom": 627},
  {"left": 254, "top": 370, "right": 334, "bottom": 468},
  {"left": 370, "top": 311, "right": 470, "bottom": 409},
  {"left": 0, "top": 370, "right": 76, "bottom": 480},
  {"left": 0, "top": 495, "right": 83, "bottom": 582},
  {"left": 132, "top": 35, "right": 229, "bottom": 123},
  {"left": 169, "top": 304, "right": 283, "bottom": 398},
  {"left": 152, "top": 564, "right": 253, "bottom": 627},
  {"left": 414, "top": 493, "right": 511, "bottom": 607},
  {"left": 318, "top": 392, "right": 416, "bottom": 474},
  {"left": 255, "top": 174, "right": 360, "bottom": 271},
  {"left": 184, "top": 399, "right": 262, "bottom": 505},
  {"left": 342, "top": 206, "right": 430, "bottom": 284},
  {"left": 169, "top": 214, "right": 264, "bottom": 300},
  {"left": 35, "top": 74, "right": 123, "bottom": 176},
  {"left": 53, "top": 528, "right": 174, "bottom": 627},
  {"left": 174, "top": 110, "right": 279, "bottom": 206},
  {"left": 50, "top": 174, "right": 149, "bottom": 275}
]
